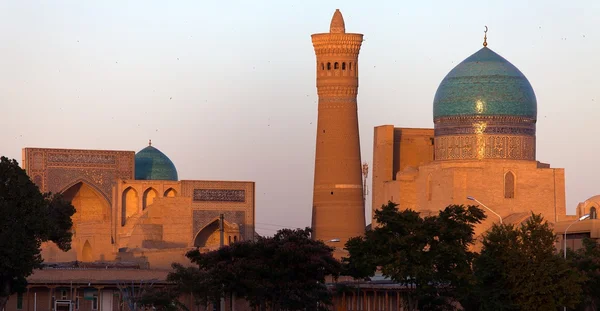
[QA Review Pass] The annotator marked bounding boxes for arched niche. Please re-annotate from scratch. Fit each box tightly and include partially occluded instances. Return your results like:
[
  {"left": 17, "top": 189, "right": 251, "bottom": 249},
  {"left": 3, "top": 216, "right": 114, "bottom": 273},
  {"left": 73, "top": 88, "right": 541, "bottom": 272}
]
[
  {"left": 590, "top": 206, "right": 597, "bottom": 220},
  {"left": 122, "top": 187, "right": 139, "bottom": 226},
  {"left": 164, "top": 188, "right": 177, "bottom": 197},
  {"left": 504, "top": 171, "right": 515, "bottom": 199},
  {"left": 62, "top": 181, "right": 111, "bottom": 223},
  {"left": 82, "top": 240, "right": 93, "bottom": 262},
  {"left": 143, "top": 188, "right": 158, "bottom": 210}
]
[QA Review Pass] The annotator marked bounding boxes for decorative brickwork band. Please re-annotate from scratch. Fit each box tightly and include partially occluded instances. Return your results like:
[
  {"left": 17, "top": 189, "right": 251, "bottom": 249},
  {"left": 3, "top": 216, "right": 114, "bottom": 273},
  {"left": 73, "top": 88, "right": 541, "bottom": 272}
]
[{"left": 434, "top": 134, "right": 535, "bottom": 161}]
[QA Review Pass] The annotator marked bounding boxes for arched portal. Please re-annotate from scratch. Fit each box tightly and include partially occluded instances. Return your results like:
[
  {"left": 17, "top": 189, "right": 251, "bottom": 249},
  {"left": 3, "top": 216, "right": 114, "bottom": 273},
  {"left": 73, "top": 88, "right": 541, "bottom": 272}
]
[
  {"left": 194, "top": 219, "right": 240, "bottom": 249},
  {"left": 591, "top": 207, "right": 597, "bottom": 220},
  {"left": 122, "top": 187, "right": 139, "bottom": 226},
  {"left": 164, "top": 188, "right": 177, "bottom": 197},
  {"left": 194, "top": 220, "right": 220, "bottom": 248},
  {"left": 62, "top": 181, "right": 111, "bottom": 223},
  {"left": 82, "top": 240, "right": 92, "bottom": 262},
  {"left": 143, "top": 188, "right": 158, "bottom": 210}
]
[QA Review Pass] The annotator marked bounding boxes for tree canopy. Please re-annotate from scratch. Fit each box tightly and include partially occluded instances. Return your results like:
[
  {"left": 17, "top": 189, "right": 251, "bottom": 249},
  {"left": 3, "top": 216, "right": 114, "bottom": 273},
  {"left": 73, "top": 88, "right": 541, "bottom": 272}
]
[
  {"left": 342, "top": 202, "right": 486, "bottom": 311},
  {"left": 568, "top": 237, "right": 600, "bottom": 311},
  {"left": 473, "top": 213, "right": 583, "bottom": 311},
  {"left": 0, "top": 156, "right": 76, "bottom": 310},
  {"left": 164, "top": 227, "right": 340, "bottom": 311}
]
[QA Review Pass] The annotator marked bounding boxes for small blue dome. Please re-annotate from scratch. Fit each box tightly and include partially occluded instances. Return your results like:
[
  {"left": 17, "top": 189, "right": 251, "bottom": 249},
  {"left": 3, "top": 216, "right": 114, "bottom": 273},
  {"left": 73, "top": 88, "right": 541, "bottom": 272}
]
[
  {"left": 433, "top": 47, "right": 537, "bottom": 120},
  {"left": 134, "top": 145, "right": 178, "bottom": 181}
]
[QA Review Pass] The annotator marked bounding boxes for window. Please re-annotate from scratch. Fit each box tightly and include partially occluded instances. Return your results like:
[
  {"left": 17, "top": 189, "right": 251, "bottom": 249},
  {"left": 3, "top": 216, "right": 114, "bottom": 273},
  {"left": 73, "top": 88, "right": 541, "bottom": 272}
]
[
  {"left": 75, "top": 297, "right": 80, "bottom": 310},
  {"left": 591, "top": 207, "right": 597, "bottom": 220},
  {"left": 321, "top": 63, "right": 324, "bottom": 70},
  {"left": 334, "top": 62, "right": 339, "bottom": 69},
  {"left": 349, "top": 62, "right": 352, "bottom": 70},
  {"left": 228, "top": 236, "right": 232, "bottom": 244},
  {"left": 61, "top": 290, "right": 67, "bottom": 300},
  {"left": 16, "top": 293, "right": 23, "bottom": 310},
  {"left": 504, "top": 171, "right": 515, "bottom": 199},
  {"left": 342, "top": 62, "right": 346, "bottom": 70},
  {"left": 327, "top": 62, "right": 331, "bottom": 70},
  {"left": 233, "top": 236, "right": 237, "bottom": 242},
  {"left": 92, "top": 295, "right": 98, "bottom": 311}
]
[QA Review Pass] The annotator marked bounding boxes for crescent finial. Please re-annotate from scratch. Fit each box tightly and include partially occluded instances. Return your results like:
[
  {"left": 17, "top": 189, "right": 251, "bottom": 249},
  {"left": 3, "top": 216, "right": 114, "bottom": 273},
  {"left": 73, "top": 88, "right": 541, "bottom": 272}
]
[{"left": 484, "top": 26, "right": 488, "bottom": 47}]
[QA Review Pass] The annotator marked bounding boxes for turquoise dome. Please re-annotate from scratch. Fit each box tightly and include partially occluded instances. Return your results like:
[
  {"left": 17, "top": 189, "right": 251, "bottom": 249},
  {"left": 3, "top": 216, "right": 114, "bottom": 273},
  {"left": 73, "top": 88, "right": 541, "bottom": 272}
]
[
  {"left": 433, "top": 47, "right": 537, "bottom": 120},
  {"left": 135, "top": 145, "right": 178, "bottom": 181}
]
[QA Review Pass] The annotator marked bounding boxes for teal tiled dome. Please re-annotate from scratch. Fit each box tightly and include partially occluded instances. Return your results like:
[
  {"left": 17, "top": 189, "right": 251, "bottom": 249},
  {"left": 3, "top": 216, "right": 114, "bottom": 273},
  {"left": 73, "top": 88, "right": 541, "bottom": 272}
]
[
  {"left": 135, "top": 145, "right": 178, "bottom": 181},
  {"left": 433, "top": 47, "right": 537, "bottom": 120}
]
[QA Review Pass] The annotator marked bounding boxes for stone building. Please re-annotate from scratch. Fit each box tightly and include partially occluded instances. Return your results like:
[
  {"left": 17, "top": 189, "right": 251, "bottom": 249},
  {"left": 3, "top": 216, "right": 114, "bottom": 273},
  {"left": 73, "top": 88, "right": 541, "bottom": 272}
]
[{"left": 21, "top": 142, "right": 255, "bottom": 269}]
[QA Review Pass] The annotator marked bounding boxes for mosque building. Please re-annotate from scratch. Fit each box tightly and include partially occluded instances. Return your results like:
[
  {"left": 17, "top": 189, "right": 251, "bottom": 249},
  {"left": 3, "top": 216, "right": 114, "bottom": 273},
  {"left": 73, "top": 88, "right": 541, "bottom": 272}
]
[
  {"left": 371, "top": 33, "right": 569, "bottom": 239},
  {"left": 22, "top": 141, "right": 256, "bottom": 268}
]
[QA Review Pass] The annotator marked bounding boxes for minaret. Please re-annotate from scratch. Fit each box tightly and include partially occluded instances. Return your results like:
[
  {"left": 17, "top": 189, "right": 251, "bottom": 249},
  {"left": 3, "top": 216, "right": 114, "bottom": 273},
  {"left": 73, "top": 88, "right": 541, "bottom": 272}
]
[{"left": 311, "top": 9, "right": 365, "bottom": 251}]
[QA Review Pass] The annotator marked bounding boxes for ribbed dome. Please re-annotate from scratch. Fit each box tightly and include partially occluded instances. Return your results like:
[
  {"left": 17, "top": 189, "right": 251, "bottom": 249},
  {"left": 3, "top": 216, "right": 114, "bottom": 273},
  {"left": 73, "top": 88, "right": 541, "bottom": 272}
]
[
  {"left": 135, "top": 145, "right": 178, "bottom": 181},
  {"left": 433, "top": 47, "right": 537, "bottom": 120}
]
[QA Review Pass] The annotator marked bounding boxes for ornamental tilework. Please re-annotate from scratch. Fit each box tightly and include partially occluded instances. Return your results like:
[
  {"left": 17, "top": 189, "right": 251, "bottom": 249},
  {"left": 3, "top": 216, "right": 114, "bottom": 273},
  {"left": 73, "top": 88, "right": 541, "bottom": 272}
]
[
  {"left": 434, "top": 135, "right": 535, "bottom": 161},
  {"left": 193, "top": 189, "right": 246, "bottom": 202},
  {"left": 22, "top": 148, "right": 135, "bottom": 202}
]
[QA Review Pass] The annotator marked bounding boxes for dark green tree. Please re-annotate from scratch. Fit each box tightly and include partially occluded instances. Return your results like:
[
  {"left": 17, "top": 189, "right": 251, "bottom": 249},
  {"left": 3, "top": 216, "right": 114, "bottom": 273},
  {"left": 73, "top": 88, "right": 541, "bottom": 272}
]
[
  {"left": 343, "top": 201, "right": 486, "bottom": 311},
  {"left": 168, "top": 227, "right": 340, "bottom": 311},
  {"left": 569, "top": 238, "right": 600, "bottom": 310},
  {"left": 474, "top": 213, "right": 583, "bottom": 311},
  {"left": 0, "top": 157, "right": 76, "bottom": 310}
]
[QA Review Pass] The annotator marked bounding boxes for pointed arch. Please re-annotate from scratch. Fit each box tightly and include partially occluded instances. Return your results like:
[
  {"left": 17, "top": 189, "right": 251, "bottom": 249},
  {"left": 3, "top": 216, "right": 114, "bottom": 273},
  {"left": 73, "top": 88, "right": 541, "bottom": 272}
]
[
  {"left": 193, "top": 219, "right": 239, "bottom": 248},
  {"left": 122, "top": 187, "right": 138, "bottom": 226},
  {"left": 62, "top": 181, "right": 110, "bottom": 223},
  {"left": 504, "top": 171, "right": 515, "bottom": 199},
  {"left": 342, "top": 62, "right": 346, "bottom": 70},
  {"left": 82, "top": 240, "right": 92, "bottom": 262},
  {"left": 59, "top": 178, "right": 111, "bottom": 207},
  {"left": 334, "top": 62, "right": 339, "bottom": 69},
  {"left": 143, "top": 188, "right": 158, "bottom": 210},
  {"left": 194, "top": 219, "right": 221, "bottom": 248},
  {"left": 164, "top": 188, "right": 177, "bottom": 197}
]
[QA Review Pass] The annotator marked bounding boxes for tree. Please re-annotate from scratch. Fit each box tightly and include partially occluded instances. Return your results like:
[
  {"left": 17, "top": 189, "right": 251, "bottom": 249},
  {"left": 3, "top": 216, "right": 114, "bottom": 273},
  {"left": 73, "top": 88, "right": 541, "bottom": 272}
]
[
  {"left": 343, "top": 202, "right": 486, "bottom": 311},
  {"left": 168, "top": 227, "right": 340, "bottom": 311},
  {"left": 473, "top": 213, "right": 583, "bottom": 311},
  {"left": 568, "top": 238, "right": 600, "bottom": 310},
  {"left": 0, "top": 156, "right": 76, "bottom": 310}
]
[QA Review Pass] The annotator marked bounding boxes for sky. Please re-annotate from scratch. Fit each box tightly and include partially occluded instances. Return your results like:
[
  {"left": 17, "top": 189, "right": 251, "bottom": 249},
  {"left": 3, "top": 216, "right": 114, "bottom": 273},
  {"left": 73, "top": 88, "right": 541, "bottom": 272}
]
[{"left": 1, "top": 1, "right": 599, "bottom": 236}]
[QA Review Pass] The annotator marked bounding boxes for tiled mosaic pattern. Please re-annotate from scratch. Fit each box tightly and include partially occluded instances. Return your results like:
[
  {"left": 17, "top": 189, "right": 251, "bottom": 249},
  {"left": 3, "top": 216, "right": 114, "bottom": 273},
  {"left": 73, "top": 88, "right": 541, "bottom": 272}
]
[
  {"left": 134, "top": 146, "right": 178, "bottom": 181},
  {"left": 433, "top": 47, "right": 537, "bottom": 119}
]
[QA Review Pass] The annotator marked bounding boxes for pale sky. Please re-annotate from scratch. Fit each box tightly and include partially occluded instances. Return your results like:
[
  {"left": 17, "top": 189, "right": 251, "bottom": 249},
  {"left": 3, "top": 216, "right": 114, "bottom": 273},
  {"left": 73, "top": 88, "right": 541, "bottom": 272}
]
[{"left": 1, "top": 1, "right": 599, "bottom": 236}]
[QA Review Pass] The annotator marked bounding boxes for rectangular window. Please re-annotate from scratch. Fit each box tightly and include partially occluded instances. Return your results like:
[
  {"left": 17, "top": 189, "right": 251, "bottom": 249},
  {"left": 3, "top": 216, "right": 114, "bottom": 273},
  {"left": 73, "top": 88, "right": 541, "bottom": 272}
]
[
  {"left": 92, "top": 295, "right": 98, "bottom": 311},
  {"left": 75, "top": 297, "right": 79, "bottom": 310},
  {"left": 61, "top": 290, "right": 67, "bottom": 300},
  {"left": 16, "top": 293, "right": 23, "bottom": 310}
]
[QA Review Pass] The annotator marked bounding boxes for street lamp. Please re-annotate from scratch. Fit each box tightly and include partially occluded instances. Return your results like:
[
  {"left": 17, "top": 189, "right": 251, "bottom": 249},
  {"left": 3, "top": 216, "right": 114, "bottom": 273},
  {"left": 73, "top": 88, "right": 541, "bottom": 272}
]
[
  {"left": 466, "top": 196, "right": 503, "bottom": 224},
  {"left": 564, "top": 214, "right": 590, "bottom": 259},
  {"left": 328, "top": 238, "right": 340, "bottom": 243}
]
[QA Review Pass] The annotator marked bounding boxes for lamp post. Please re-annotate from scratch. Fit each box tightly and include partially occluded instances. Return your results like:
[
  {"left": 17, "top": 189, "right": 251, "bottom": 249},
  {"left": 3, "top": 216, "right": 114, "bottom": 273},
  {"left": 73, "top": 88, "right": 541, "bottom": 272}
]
[
  {"left": 564, "top": 214, "right": 590, "bottom": 259},
  {"left": 466, "top": 196, "right": 503, "bottom": 224}
]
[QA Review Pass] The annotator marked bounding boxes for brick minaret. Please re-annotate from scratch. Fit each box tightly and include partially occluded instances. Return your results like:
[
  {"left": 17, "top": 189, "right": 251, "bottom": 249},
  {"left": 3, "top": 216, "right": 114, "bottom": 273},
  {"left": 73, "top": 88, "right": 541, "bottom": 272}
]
[{"left": 311, "top": 9, "right": 365, "bottom": 251}]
